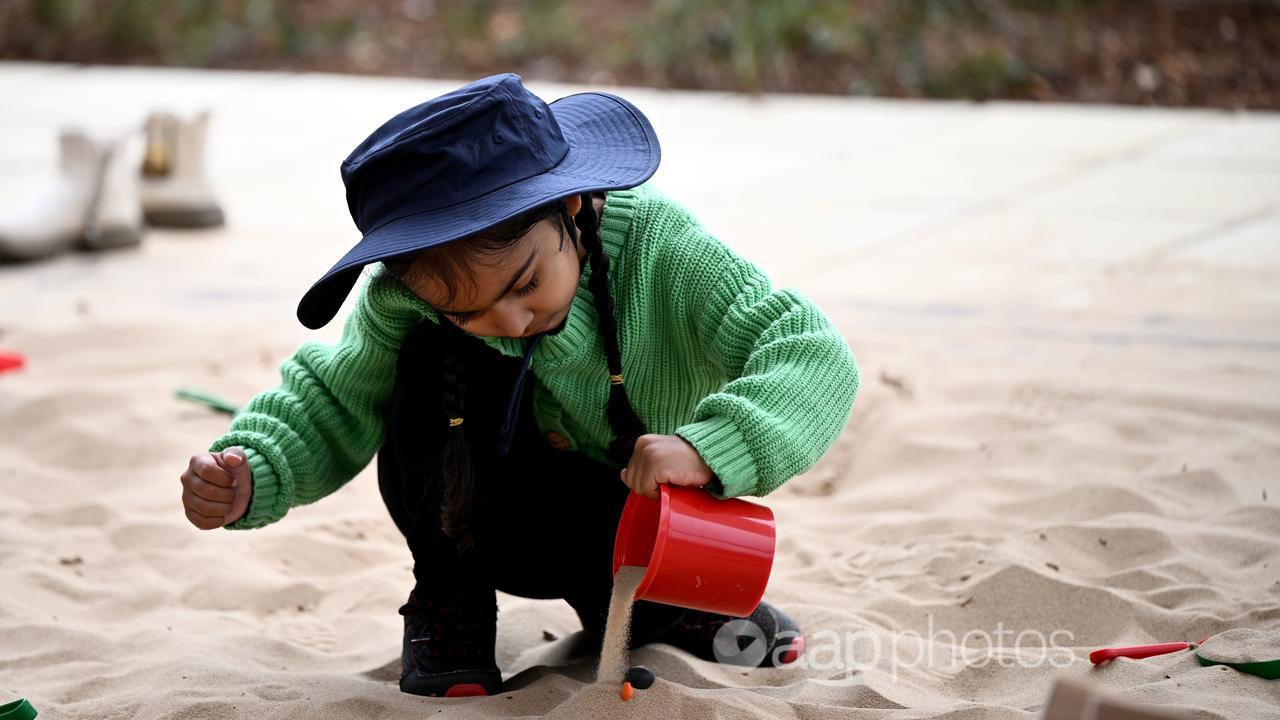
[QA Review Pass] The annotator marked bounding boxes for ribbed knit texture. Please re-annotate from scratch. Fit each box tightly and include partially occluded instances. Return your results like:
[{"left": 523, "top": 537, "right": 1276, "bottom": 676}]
[{"left": 210, "top": 183, "right": 859, "bottom": 530}]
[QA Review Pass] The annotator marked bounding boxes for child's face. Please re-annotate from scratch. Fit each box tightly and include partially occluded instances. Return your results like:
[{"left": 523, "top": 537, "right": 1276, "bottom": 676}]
[{"left": 407, "top": 196, "right": 589, "bottom": 339}]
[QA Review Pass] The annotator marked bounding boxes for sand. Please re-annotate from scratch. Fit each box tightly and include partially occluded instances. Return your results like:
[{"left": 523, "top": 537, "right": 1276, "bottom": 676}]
[
  {"left": 595, "top": 566, "right": 647, "bottom": 685},
  {"left": 2, "top": 63, "right": 1279, "bottom": 719},
  {"left": 1197, "top": 629, "right": 1280, "bottom": 665}
]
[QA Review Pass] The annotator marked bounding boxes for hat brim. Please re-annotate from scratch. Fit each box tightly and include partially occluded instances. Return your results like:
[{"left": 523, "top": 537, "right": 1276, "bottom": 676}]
[{"left": 296, "top": 91, "right": 661, "bottom": 330}]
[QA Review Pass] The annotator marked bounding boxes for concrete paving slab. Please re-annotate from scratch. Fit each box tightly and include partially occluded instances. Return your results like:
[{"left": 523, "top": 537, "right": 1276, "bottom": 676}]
[{"left": 0, "top": 63, "right": 1276, "bottom": 347}]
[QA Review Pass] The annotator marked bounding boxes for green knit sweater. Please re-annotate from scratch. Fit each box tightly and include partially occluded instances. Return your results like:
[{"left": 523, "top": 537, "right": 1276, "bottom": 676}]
[{"left": 210, "top": 183, "right": 859, "bottom": 530}]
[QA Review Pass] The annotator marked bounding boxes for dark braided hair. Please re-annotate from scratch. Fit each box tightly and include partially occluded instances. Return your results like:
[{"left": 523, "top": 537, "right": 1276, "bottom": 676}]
[
  {"left": 384, "top": 192, "right": 647, "bottom": 552},
  {"left": 432, "top": 317, "right": 476, "bottom": 547},
  {"left": 556, "top": 197, "right": 649, "bottom": 466}
]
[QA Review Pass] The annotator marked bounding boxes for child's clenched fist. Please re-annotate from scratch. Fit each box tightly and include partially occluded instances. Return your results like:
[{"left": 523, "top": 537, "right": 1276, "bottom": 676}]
[
  {"left": 181, "top": 447, "right": 253, "bottom": 529},
  {"left": 619, "top": 434, "right": 714, "bottom": 500}
]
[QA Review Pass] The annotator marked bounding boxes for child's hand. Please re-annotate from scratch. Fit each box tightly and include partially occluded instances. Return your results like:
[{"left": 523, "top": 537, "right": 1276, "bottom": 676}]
[
  {"left": 181, "top": 447, "right": 253, "bottom": 530},
  {"left": 619, "top": 434, "right": 714, "bottom": 500}
]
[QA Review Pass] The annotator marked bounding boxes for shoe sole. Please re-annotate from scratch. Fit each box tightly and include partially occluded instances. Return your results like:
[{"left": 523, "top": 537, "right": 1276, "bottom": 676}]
[
  {"left": 774, "top": 633, "right": 805, "bottom": 665},
  {"left": 144, "top": 206, "right": 225, "bottom": 228},
  {"left": 444, "top": 684, "right": 489, "bottom": 698},
  {"left": 400, "top": 668, "right": 502, "bottom": 698},
  {"left": 79, "top": 226, "right": 144, "bottom": 251},
  {"left": 0, "top": 239, "right": 75, "bottom": 263}
]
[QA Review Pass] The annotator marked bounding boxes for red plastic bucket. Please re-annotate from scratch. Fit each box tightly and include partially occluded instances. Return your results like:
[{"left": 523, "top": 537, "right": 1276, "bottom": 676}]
[{"left": 612, "top": 484, "right": 776, "bottom": 618}]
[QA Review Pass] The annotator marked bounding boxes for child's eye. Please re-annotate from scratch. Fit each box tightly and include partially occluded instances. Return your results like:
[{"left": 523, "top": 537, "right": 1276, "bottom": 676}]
[
  {"left": 443, "top": 276, "right": 537, "bottom": 325},
  {"left": 514, "top": 275, "right": 540, "bottom": 298}
]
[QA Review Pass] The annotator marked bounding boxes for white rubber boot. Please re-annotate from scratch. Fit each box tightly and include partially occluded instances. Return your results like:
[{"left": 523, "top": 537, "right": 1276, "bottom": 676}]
[
  {"left": 83, "top": 130, "right": 146, "bottom": 251},
  {"left": 0, "top": 128, "right": 142, "bottom": 262},
  {"left": 139, "top": 110, "right": 225, "bottom": 228}
]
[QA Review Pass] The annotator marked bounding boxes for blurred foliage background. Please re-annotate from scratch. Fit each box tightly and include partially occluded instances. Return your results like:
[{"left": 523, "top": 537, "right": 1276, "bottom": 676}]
[{"left": 1, "top": 0, "right": 1277, "bottom": 108}]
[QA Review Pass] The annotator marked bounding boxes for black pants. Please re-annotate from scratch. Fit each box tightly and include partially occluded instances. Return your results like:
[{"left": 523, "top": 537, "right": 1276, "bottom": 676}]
[{"left": 377, "top": 319, "right": 685, "bottom": 643}]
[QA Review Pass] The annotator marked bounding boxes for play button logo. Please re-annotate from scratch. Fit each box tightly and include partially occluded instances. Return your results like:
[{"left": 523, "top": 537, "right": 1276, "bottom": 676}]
[{"left": 712, "top": 618, "right": 768, "bottom": 667}]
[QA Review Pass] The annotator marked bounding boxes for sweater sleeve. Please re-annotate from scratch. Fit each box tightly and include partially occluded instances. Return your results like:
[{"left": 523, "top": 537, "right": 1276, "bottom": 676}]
[
  {"left": 209, "top": 266, "right": 434, "bottom": 530},
  {"left": 665, "top": 217, "right": 860, "bottom": 499}
]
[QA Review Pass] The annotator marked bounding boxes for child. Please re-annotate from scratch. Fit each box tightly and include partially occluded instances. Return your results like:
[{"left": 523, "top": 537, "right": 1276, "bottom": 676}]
[{"left": 178, "top": 73, "right": 860, "bottom": 697}]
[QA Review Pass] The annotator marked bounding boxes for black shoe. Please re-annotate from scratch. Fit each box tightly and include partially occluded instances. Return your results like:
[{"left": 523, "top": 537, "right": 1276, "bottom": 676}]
[
  {"left": 398, "top": 589, "right": 503, "bottom": 697},
  {"left": 647, "top": 600, "right": 805, "bottom": 668}
]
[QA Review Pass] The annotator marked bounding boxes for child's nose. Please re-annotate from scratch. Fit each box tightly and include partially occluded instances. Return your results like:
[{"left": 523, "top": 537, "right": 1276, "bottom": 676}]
[{"left": 497, "top": 307, "right": 535, "bottom": 337}]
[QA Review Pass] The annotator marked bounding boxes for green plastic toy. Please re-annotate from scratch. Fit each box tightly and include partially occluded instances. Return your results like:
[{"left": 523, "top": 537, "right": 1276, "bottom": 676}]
[
  {"left": 175, "top": 387, "right": 240, "bottom": 416},
  {"left": 0, "top": 698, "right": 37, "bottom": 720},
  {"left": 1194, "top": 628, "right": 1280, "bottom": 679}
]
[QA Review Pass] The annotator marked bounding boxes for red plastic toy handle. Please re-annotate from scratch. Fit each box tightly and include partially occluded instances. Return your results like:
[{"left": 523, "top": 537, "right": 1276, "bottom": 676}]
[
  {"left": 0, "top": 350, "right": 25, "bottom": 374},
  {"left": 1090, "top": 642, "right": 1191, "bottom": 664}
]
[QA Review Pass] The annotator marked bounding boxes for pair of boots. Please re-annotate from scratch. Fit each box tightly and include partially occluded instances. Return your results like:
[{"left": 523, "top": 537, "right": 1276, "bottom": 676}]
[
  {"left": 396, "top": 588, "right": 806, "bottom": 697},
  {"left": 0, "top": 111, "right": 224, "bottom": 263}
]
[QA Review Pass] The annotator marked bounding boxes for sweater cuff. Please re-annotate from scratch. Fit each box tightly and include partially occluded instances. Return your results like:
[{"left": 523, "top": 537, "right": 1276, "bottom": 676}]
[
  {"left": 675, "top": 415, "right": 759, "bottom": 499},
  {"left": 209, "top": 443, "right": 284, "bottom": 531}
]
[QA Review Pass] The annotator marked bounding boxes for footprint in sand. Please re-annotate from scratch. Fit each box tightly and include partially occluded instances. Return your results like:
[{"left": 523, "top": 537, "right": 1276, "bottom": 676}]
[
  {"left": 109, "top": 521, "right": 195, "bottom": 552},
  {"left": 250, "top": 683, "right": 304, "bottom": 701},
  {"left": 1009, "top": 382, "right": 1096, "bottom": 423},
  {"left": 27, "top": 502, "right": 115, "bottom": 528},
  {"left": 267, "top": 616, "right": 338, "bottom": 653}
]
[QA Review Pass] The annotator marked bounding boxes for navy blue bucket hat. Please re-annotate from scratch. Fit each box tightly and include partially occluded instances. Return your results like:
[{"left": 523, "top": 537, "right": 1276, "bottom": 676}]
[{"left": 296, "top": 72, "right": 661, "bottom": 329}]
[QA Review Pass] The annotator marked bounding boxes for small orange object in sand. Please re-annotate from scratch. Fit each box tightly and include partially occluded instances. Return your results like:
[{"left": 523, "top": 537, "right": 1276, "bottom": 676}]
[{"left": 620, "top": 682, "right": 634, "bottom": 701}]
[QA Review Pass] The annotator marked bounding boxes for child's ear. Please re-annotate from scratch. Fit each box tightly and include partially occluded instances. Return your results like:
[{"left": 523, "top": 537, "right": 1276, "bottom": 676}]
[{"left": 563, "top": 193, "right": 582, "bottom": 217}]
